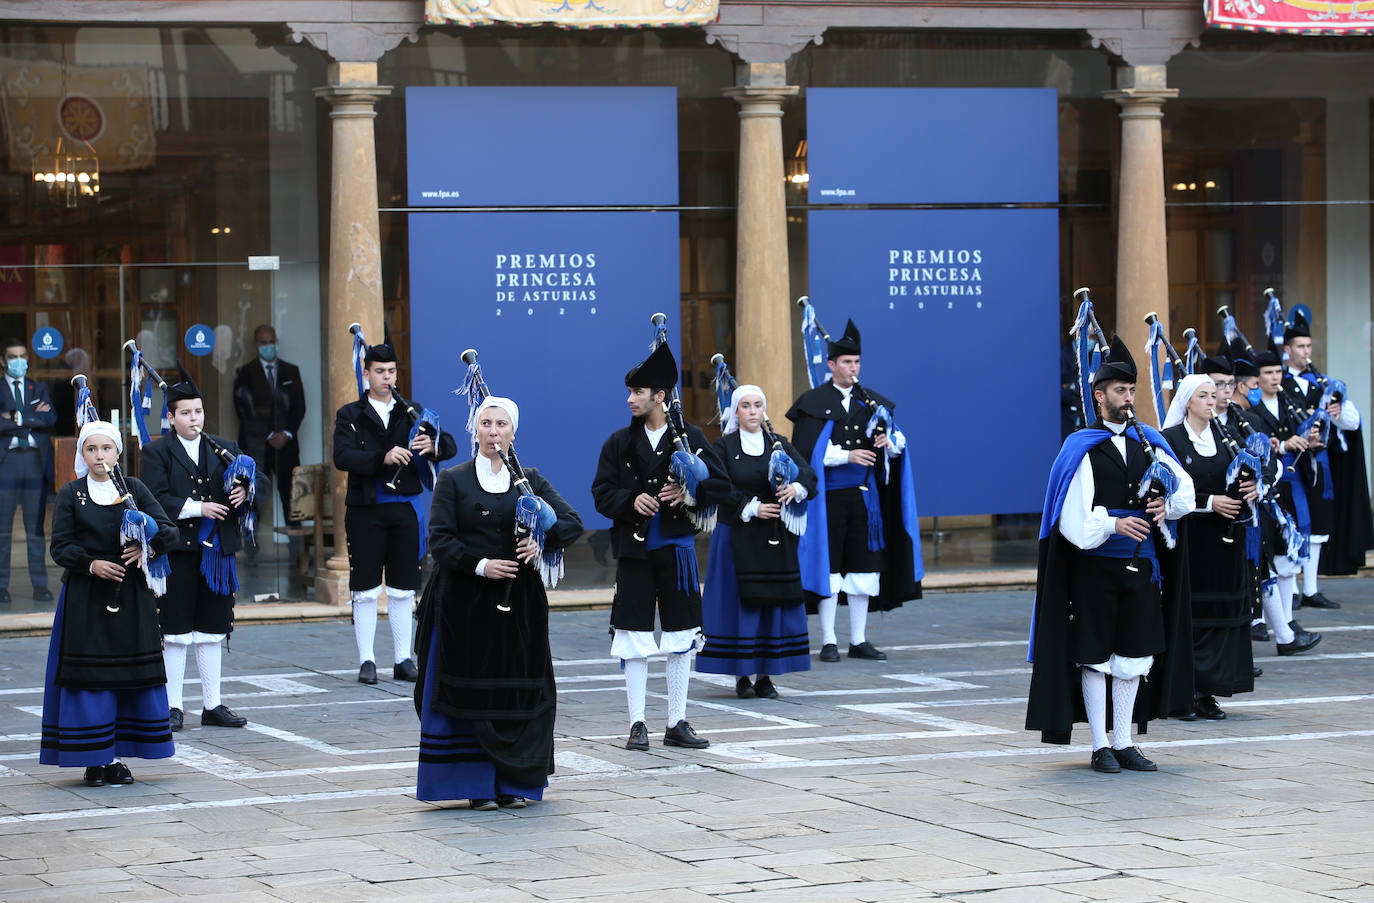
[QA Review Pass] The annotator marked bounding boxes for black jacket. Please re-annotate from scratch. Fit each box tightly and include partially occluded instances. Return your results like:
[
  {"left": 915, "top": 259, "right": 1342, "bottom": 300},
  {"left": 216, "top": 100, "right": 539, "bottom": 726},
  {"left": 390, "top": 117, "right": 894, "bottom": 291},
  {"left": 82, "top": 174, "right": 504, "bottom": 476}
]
[
  {"left": 333, "top": 395, "right": 458, "bottom": 505},
  {"left": 140, "top": 432, "right": 248, "bottom": 555},
  {"left": 786, "top": 381, "right": 896, "bottom": 463}
]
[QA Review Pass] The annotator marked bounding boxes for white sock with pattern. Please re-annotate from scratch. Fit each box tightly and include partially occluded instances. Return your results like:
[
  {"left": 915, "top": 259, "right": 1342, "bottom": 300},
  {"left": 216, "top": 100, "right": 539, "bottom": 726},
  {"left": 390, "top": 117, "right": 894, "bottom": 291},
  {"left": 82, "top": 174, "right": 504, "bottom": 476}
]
[
  {"left": 624, "top": 658, "right": 648, "bottom": 726},
  {"left": 1081, "top": 668, "right": 1108, "bottom": 750},
  {"left": 388, "top": 589, "right": 415, "bottom": 663},
  {"left": 195, "top": 641, "right": 222, "bottom": 711},
  {"left": 818, "top": 594, "right": 839, "bottom": 646},
  {"left": 352, "top": 596, "right": 378, "bottom": 664},
  {"left": 1111, "top": 676, "right": 1140, "bottom": 750},
  {"left": 848, "top": 594, "right": 870, "bottom": 646},
  {"left": 1303, "top": 542, "right": 1323, "bottom": 597},
  {"left": 665, "top": 652, "right": 692, "bottom": 728},
  {"left": 162, "top": 640, "right": 188, "bottom": 711},
  {"left": 1264, "top": 581, "right": 1296, "bottom": 644}
]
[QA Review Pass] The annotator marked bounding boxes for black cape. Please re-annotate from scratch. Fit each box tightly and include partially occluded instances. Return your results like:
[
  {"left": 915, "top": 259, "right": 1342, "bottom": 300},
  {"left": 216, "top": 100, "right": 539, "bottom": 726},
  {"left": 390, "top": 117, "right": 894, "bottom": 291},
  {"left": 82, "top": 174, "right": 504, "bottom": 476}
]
[{"left": 1320, "top": 422, "right": 1373, "bottom": 575}]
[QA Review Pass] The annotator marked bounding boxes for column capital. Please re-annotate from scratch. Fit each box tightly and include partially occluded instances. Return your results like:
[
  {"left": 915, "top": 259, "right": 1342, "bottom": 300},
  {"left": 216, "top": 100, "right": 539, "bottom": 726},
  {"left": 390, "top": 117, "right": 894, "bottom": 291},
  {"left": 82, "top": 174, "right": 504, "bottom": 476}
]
[
  {"left": 314, "top": 63, "right": 392, "bottom": 117},
  {"left": 725, "top": 84, "right": 800, "bottom": 117},
  {"left": 1085, "top": 9, "right": 1203, "bottom": 69},
  {"left": 1104, "top": 86, "right": 1179, "bottom": 119},
  {"left": 705, "top": 23, "right": 825, "bottom": 65},
  {"left": 287, "top": 22, "right": 418, "bottom": 64}
]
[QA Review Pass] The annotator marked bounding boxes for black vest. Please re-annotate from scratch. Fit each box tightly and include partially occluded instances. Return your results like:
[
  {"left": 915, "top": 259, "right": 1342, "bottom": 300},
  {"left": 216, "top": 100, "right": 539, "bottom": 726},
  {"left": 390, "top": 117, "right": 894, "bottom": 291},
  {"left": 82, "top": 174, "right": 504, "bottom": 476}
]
[{"left": 1087, "top": 430, "right": 1150, "bottom": 511}]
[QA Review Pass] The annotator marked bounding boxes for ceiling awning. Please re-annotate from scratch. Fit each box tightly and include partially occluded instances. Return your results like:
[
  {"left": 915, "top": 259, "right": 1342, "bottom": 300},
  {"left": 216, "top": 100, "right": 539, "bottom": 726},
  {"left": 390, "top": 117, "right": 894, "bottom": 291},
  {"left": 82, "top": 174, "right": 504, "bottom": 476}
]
[
  {"left": 1205, "top": 0, "right": 1374, "bottom": 34},
  {"left": 426, "top": 0, "right": 719, "bottom": 29}
]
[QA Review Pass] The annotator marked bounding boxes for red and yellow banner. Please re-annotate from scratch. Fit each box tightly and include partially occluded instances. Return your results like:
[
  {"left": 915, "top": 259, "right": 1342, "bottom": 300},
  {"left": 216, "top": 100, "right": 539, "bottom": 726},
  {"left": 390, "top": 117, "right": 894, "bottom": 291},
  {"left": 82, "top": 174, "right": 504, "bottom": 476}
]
[
  {"left": 1206, "top": 0, "right": 1374, "bottom": 34},
  {"left": 426, "top": 0, "right": 718, "bottom": 28}
]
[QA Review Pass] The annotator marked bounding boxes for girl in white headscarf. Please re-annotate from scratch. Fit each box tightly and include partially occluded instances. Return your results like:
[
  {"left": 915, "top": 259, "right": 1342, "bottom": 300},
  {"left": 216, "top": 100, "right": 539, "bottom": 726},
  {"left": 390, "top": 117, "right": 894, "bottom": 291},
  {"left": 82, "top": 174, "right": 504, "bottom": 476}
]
[
  {"left": 697, "top": 385, "right": 817, "bottom": 700},
  {"left": 40, "top": 421, "right": 179, "bottom": 788},
  {"left": 1161, "top": 374, "right": 1258, "bottom": 720}
]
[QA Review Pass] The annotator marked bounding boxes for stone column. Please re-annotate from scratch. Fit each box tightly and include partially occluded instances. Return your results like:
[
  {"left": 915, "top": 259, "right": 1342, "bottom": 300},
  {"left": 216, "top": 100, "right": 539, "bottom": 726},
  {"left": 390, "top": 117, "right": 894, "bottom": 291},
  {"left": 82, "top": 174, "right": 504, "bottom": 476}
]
[
  {"left": 313, "top": 62, "right": 391, "bottom": 607},
  {"left": 1106, "top": 65, "right": 1177, "bottom": 426},
  {"left": 726, "top": 64, "right": 799, "bottom": 436}
]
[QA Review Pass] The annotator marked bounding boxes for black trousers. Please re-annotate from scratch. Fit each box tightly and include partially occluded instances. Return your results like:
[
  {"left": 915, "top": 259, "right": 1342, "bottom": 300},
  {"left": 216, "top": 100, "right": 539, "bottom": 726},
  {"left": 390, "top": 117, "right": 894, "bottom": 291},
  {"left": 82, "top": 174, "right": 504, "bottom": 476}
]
[
  {"left": 1067, "top": 555, "right": 1166, "bottom": 664},
  {"left": 610, "top": 547, "right": 701, "bottom": 633},
  {"left": 346, "top": 502, "right": 420, "bottom": 591},
  {"left": 160, "top": 549, "right": 235, "bottom": 635},
  {"left": 825, "top": 487, "right": 884, "bottom": 575}
]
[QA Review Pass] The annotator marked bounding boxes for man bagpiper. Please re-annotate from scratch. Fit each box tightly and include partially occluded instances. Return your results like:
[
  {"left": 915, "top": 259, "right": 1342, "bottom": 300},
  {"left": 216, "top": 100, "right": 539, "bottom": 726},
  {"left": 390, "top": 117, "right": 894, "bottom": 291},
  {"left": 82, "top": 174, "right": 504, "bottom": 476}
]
[{"left": 334, "top": 334, "right": 457, "bottom": 685}]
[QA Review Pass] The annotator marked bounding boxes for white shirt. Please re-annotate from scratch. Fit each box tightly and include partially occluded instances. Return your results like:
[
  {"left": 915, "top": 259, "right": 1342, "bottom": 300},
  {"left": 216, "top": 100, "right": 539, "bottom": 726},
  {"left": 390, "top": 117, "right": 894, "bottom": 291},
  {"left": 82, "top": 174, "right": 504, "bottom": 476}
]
[
  {"left": 644, "top": 422, "right": 668, "bottom": 451},
  {"left": 86, "top": 474, "right": 120, "bottom": 505},
  {"left": 736, "top": 427, "right": 809, "bottom": 521},
  {"left": 367, "top": 394, "right": 395, "bottom": 428},
  {"left": 175, "top": 433, "right": 205, "bottom": 519},
  {"left": 1058, "top": 420, "right": 1195, "bottom": 550}
]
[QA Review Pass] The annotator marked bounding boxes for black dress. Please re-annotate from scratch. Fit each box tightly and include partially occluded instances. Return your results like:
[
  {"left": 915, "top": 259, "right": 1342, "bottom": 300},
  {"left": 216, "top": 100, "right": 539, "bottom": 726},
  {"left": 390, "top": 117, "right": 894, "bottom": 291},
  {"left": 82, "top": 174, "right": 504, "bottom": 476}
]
[
  {"left": 413, "top": 459, "right": 582, "bottom": 801},
  {"left": 1163, "top": 422, "right": 1255, "bottom": 698}
]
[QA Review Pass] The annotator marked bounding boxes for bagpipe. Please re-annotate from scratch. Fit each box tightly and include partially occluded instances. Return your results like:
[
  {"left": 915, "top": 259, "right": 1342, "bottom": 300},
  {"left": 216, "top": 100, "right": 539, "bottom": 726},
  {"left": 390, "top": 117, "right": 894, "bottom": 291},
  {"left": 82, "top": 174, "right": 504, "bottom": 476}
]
[
  {"left": 710, "top": 353, "right": 806, "bottom": 540},
  {"left": 455, "top": 348, "right": 563, "bottom": 603},
  {"left": 1121, "top": 404, "right": 1180, "bottom": 576},
  {"left": 629, "top": 313, "right": 715, "bottom": 542},
  {"left": 72, "top": 374, "right": 171, "bottom": 609},
  {"left": 126, "top": 340, "right": 256, "bottom": 593},
  {"left": 349, "top": 323, "right": 441, "bottom": 493},
  {"left": 1143, "top": 311, "right": 1187, "bottom": 425},
  {"left": 1069, "top": 287, "right": 1112, "bottom": 420},
  {"left": 1261, "top": 291, "right": 1331, "bottom": 477}
]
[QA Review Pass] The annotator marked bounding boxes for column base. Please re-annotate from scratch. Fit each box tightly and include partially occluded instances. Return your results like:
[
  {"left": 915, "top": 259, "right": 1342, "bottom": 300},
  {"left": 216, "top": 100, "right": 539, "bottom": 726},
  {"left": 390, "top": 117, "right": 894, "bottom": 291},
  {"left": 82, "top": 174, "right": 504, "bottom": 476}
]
[{"left": 315, "top": 568, "right": 354, "bottom": 610}]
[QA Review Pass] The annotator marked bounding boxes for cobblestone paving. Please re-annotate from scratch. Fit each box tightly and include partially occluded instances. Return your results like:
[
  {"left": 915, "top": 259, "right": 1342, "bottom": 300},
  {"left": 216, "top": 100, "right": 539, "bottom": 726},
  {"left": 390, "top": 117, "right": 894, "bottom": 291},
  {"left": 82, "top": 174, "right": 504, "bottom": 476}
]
[{"left": 2, "top": 578, "right": 1373, "bottom": 901}]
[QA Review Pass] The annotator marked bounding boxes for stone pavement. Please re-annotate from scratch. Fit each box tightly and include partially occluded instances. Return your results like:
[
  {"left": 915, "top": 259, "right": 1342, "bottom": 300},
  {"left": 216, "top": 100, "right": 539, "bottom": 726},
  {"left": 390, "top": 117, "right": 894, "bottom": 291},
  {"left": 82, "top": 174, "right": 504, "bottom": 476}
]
[{"left": 2, "top": 578, "right": 1373, "bottom": 902}]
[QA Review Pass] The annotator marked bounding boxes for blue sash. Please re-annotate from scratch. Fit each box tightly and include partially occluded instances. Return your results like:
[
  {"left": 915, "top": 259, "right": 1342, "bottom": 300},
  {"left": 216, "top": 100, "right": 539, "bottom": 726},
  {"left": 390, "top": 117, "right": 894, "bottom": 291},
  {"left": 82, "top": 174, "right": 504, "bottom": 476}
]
[
  {"left": 646, "top": 511, "right": 698, "bottom": 592},
  {"left": 376, "top": 480, "right": 432, "bottom": 562},
  {"left": 1087, "top": 508, "right": 1161, "bottom": 588}
]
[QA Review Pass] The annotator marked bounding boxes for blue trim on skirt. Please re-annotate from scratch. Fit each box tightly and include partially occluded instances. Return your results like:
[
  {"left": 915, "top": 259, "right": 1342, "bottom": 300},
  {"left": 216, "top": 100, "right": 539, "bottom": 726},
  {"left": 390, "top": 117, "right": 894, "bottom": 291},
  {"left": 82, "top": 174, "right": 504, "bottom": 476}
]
[{"left": 698, "top": 526, "right": 812, "bottom": 677}]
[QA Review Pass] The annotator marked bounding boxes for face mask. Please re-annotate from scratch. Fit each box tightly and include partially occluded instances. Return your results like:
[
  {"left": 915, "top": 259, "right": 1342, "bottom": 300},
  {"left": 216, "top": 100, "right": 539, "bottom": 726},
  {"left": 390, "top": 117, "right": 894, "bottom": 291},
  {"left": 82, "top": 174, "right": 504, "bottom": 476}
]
[
  {"left": 258, "top": 344, "right": 278, "bottom": 362},
  {"left": 1246, "top": 387, "right": 1263, "bottom": 406},
  {"left": 6, "top": 358, "right": 26, "bottom": 380}
]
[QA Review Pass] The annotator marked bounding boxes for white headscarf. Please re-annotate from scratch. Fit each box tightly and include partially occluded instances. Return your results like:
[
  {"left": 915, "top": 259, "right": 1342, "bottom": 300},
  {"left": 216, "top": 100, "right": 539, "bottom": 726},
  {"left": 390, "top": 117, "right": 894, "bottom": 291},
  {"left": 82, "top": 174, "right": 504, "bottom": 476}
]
[
  {"left": 1163, "top": 373, "right": 1215, "bottom": 430},
  {"left": 75, "top": 421, "right": 123, "bottom": 478},
  {"left": 472, "top": 396, "right": 519, "bottom": 440},
  {"left": 723, "top": 384, "right": 765, "bottom": 435}
]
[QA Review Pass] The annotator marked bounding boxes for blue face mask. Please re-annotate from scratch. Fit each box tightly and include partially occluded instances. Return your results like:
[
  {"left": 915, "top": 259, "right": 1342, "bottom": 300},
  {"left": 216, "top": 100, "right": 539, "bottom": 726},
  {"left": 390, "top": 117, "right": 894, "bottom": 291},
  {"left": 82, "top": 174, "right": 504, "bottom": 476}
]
[
  {"left": 6, "top": 358, "right": 26, "bottom": 380},
  {"left": 258, "top": 344, "right": 278, "bottom": 362},
  {"left": 1246, "top": 386, "right": 1263, "bottom": 406}
]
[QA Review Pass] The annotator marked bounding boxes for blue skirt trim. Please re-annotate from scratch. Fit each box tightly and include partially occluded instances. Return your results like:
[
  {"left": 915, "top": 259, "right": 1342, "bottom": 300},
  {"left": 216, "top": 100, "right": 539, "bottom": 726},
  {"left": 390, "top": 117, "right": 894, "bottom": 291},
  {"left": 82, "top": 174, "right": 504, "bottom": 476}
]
[
  {"left": 40, "top": 592, "right": 174, "bottom": 767},
  {"left": 698, "top": 527, "right": 813, "bottom": 677},
  {"left": 416, "top": 631, "right": 545, "bottom": 803}
]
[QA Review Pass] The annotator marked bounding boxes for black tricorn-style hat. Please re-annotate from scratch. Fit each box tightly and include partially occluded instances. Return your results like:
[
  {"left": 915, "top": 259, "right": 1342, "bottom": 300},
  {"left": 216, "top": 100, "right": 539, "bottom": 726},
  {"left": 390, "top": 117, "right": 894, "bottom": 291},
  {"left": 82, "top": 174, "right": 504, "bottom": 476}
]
[
  {"left": 364, "top": 343, "right": 397, "bottom": 364},
  {"left": 625, "top": 342, "right": 678, "bottom": 390},
  {"left": 827, "top": 319, "right": 861, "bottom": 359},
  {"left": 1227, "top": 338, "right": 1259, "bottom": 378},
  {"left": 164, "top": 361, "right": 202, "bottom": 406},
  {"left": 1200, "top": 355, "right": 1234, "bottom": 376},
  {"left": 1091, "top": 334, "right": 1137, "bottom": 386},
  {"left": 1254, "top": 348, "right": 1283, "bottom": 369},
  {"left": 1284, "top": 311, "right": 1311, "bottom": 340}
]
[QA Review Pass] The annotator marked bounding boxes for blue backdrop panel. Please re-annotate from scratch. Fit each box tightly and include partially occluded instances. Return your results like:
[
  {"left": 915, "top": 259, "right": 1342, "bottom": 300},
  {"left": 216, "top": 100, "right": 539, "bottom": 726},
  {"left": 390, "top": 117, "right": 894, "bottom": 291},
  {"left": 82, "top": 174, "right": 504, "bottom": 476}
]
[
  {"left": 807, "top": 88, "right": 1058, "bottom": 205},
  {"left": 808, "top": 208, "right": 1061, "bottom": 516},
  {"left": 406, "top": 86, "right": 678, "bottom": 208},
  {"left": 409, "top": 210, "right": 680, "bottom": 528}
]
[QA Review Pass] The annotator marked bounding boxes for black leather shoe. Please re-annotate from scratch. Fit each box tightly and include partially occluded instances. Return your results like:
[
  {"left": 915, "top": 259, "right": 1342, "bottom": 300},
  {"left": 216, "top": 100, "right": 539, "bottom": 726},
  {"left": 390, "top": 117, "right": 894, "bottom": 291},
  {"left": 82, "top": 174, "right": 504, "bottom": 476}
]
[
  {"left": 103, "top": 762, "right": 134, "bottom": 785},
  {"left": 358, "top": 661, "right": 378, "bottom": 685},
  {"left": 32, "top": 587, "right": 52, "bottom": 602},
  {"left": 664, "top": 720, "right": 710, "bottom": 749},
  {"left": 469, "top": 798, "right": 498, "bottom": 811},
  {"left": 625, "top": 721, "right": 649, "bottom": 751},
  {"left": 1302, "top": 592, "right": 1340, "bottom": 610},
  {"left": 82, "top": 766, "right": 106, "bottom": 787},
  {"left": 819, "top": 643, "right": 840, "bottom": 663},
  {"left": 1192, "top": 696, "right": 1226, "bottom": 720},
  {"left": 735, "top": 676, "right": 755, "bottom": 699},
  {"left": 1288, "top": 619, "right": 1306, "bottom": 635},
  {"left": 201, "top": 705, "right": 248, "bottom": 728},
  {"left": 1278, "top": 631, "right": 1322, "bottom": 655},
  {"left": 393, "top": 659, "right": 419, "bottom": 682},
  {"left": 497, "top": 795, "right": 527, "bottom": 809},
  {"left": 1090, "top": 747, "right": 1120, "bottom": 774},
  {"left": 753, "top": 676, "right": 779, "bottom": 699},
  {"left": 169, "top": 708, "right": 183, "bottom": 732},
  {"left": 848, "top": 641, "right": 887, "bottom": 661},
  {"left": 1253, "top": 666, "right": 1263, "bottom": 679},
  {"left": 1114, "top": 746, "right": 1158, "bottom": 772},
  {"left": 1251, "top": 623, "right": 1269, "bottom": 642}
]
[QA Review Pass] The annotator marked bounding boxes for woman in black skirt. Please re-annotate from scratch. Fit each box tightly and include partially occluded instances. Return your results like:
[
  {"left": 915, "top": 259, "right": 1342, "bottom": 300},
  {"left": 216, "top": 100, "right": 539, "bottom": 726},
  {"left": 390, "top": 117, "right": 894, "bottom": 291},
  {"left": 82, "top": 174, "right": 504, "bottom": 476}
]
[
  {"left": 1162, "top": 374, "right": 1257, "bottom": 721},
  {"left": 413, "top": 396, "right": 582, "bottom": 811}
]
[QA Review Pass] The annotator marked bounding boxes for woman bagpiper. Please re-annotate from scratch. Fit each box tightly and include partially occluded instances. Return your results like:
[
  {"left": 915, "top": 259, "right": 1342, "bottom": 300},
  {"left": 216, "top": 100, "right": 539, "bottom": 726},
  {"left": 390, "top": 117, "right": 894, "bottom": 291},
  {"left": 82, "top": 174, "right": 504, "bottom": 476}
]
[
  {"left": 41, "top": 415, "right": 179, "bottom": 786},
  {"left": 1162, "top": 373, "right": 1257, "bottom": 721},
  {"left": 414, "top": 396, "right": 582, "bottom": 811},
  {"left": 698, "top": 384, "right": 816, "bottom": 699}
]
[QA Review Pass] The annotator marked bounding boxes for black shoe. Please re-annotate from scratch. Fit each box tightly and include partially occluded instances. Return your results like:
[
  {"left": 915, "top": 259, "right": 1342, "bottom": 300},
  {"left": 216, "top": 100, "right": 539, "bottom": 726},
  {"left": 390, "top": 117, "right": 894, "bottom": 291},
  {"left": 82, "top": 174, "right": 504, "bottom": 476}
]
[
  {"left": 1251, "top": 623, "right": 1269, "bottom": 642},
  {"left": 497, "top": 795, "right": 527, "bottom": 809},
  {"left": 1192, "top": 696, "right": 1226, "bottom": 721},
  {"left": 1289, "top": 619, "right": 1304, "bottom": 634},
  {"left": 1278, "top": 631, "right": 1322, "bottom": 655},
  {"left": 82, "top": 766, "right": 106, "bottom": 787},
  {"left": 735, "top": 676, "right": 756, "bottom": 699},
  {"left": 393, "top": 659, "right": 419, "bottom": 682},
  {"left": 848, "top": 641, "right": 887, "bottom": 661},
  {"left": 201, "top": 705, "right": 248, "bottom": 728},
  {"left": 1302, "top": 592, "right": 1340, "bottom": 610},
  {"left": 32, "top": 587, "right": 52, "bottom": 602},
  {"left": 1090, "top": 747, "right": 1121, "bottom": 774},
  {"left": 103, "top": 762, "right": 134, "bottom": 785},
  {"left": 819, "top": 643, "right": 840, "bottom": 663},
  {"left": 1253, "top": 666, "right": 1263, "bottom": 679},
  {"left": 1113, "top": 746, "right": 1158, "bottom": 772},
  {"left": 753, "top": 676, "right": 779, "bottom": 699},
  {"left": 664, "top": 720, "right": 710, "bottom": 749},
  {"left": 469, "top": 798, "right": 498, "bottom": 811},
  {"left": 169, "top": 708, "right": 183, "bottom": 732},
  {"left": 358, "top": 661, "right": 378, "bottom": 685},
  {"left": 625, "top": 721, "right": 649, "bottom": 751}
]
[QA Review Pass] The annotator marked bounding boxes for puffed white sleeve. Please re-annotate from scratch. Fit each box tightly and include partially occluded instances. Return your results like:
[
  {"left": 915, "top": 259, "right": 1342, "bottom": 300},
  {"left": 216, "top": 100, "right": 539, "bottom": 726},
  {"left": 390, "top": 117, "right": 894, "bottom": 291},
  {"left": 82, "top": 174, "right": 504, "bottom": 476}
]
[
  {"left": 822, "top": 442, "right": 850, "bottom": 467},
  {"left": 1161, "top": 453, "right": 1196, "bottom": 521},
  {"left": 884, "top": 426, "right": 906, "bottom": 458},
  {"left": 1058, "top": 455, "right": 1115, "bottom": 550},
  {"left": 1336, "top": 398, "right": 1360, "bottom": 431}
]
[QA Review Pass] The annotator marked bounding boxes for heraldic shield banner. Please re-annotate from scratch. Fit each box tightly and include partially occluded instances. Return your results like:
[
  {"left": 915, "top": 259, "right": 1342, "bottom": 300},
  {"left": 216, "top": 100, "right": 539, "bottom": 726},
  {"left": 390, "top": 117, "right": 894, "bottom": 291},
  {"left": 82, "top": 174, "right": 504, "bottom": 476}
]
[
  {"left": 1206, "top": 0, "right": 1374, "bottom": 34},
  {"left": 426, "top": 0, "right": 718, "bottom": 28}
]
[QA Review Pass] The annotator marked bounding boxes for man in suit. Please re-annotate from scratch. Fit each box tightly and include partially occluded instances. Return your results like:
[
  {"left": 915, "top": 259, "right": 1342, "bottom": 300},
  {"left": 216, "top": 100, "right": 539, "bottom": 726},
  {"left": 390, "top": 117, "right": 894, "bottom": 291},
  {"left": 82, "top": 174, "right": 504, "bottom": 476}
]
[
  {"left": 0, "top": 339, "right": 56, "bottom": 606},
  {"left": 233, "top": 325, "right": 306, "bottom": 523},
  {"left": 141, "top": 368, "right": 251, "bottom": 730}
]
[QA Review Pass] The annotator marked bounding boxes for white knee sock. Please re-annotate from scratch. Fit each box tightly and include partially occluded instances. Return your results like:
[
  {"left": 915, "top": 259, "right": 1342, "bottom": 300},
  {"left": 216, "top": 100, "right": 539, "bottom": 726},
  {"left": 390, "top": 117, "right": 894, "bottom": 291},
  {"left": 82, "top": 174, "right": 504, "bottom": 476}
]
[
  {"left": 624, "top": 658, "right": 648, "bottom": 726},
  {"left": 848, "top": 594, "right": 870, "bottom": 646},
  {"left": 162, "top": 640, "right": 188, "bottom": 711},
  {"left": 1278, "top": 574, "right": 1297, "bottom": 623},
  {"left": 666, "top": 652, "right": 692, "bottom": 728},
  {"left": 1080, "top": 668, "right": 1109, "bottom": 750},
  {"left": 1263, "top": 582, "right": 1296, "bottom": 644},
  {"left": 818, "top": 594, "right": 839, "bottom": 646},
  {"left": 352, "top": 589, "right": 380, "bottom": 664},
  {"left": 195, "top": 641, "right": 223, "bottom": 711},
  {"left": 1303, "top": 541, "right": 1323, "bottom": 597},
  {"left": 387, "top": 589, "right": 415, "bottom": 663},
  {"left": 1111, "top": 676, "right": 1140, "bottom": 750}
]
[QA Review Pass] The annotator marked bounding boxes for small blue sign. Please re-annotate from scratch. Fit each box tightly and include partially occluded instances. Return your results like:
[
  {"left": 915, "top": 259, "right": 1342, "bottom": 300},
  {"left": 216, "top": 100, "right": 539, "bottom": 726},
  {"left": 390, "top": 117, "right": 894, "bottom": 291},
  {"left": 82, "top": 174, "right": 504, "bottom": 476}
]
[
  {"left": 185, "top": 324, "right": 215, "bottom": 357},
  {"left": 31, "top": 328, "right": 63, "bottom": 359}
]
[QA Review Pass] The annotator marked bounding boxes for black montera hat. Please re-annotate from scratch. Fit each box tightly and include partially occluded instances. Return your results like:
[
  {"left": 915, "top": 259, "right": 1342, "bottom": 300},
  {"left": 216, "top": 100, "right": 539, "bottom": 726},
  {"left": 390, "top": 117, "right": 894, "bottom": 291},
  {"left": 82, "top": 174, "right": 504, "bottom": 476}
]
[
  {"left": 1200, "top": 355, "right": 1234, "bottom": 376},
  {"left": 625, "top": 342, "right": 678, "bottom": 390},
  {"left": 364, "top": 343, "right": 396, "bottom": 364},
  {"left": 1284, "top": 311, "right": 1311, "bottom": 340},
  {"left": 1091, "top": 334, "right": 1137, "bottom": 386},
  {"left": 1254, "top": 348, "right": 1282, "bottom": 369},
  {"left": 165, "top": 361, "right": 202, "bottom": 406},
  {"left": 1227, "top": 338, "right": 1259, "bottom": 378},
  {"left": 827, "top": 319, "right": 861, "bottom": 359}
]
